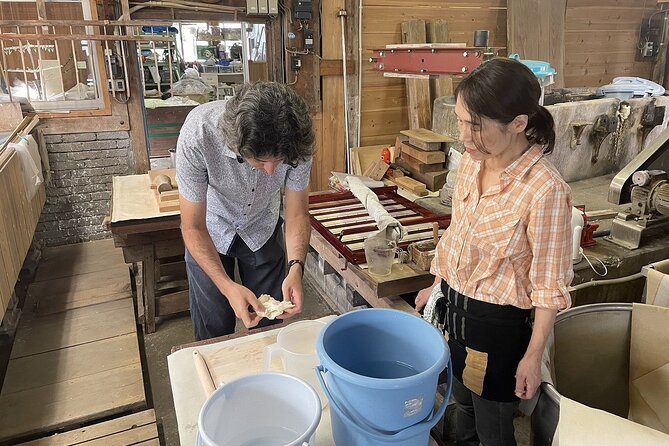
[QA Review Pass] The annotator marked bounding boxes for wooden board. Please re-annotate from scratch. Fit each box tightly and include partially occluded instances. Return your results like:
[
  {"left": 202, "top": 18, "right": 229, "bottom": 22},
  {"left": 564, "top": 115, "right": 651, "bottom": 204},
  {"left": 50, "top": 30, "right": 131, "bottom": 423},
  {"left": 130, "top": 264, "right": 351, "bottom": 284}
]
[
  {"left": 10, "top": 298, "right": 137, "bottom": 359},
  {"left": 17, "top": 410, "right": 158, "bottom": 446},
  {"left": 27, "top": 265, "right": 132, "bottom": 316},
  {"left": 412, "top": 169, "right": 449, "bottom": 192},
  {"left": 401, "top": 141, "right": 446, "bottom": 164},
  {"left": 35, "top": 239, "right": 124, "bottom": 282},
  {"left": 394, "top": 176, "right": 429, "bottom": 196},
  {"left": 350, "top": 144, "right": 387, "bottom": 176},
  {"left": 0, "top": 103, "right": 23, "bottom": 132},
  {"left": 398, "top": 152, "right": 444, "bottom": 173},
  {"left": 401, "top": 128, "right": 454, "bottom": 144},
  {"left": 402, "top": 20, "right": 432, "bottom": 130}
]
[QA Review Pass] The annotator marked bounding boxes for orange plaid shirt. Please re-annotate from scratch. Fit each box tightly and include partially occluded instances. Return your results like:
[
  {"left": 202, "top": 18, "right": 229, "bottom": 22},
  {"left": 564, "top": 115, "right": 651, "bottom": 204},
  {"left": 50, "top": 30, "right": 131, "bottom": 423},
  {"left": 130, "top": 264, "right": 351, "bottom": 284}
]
[{"left": 431, "top": 145, "right": 573, "bottom": 310}]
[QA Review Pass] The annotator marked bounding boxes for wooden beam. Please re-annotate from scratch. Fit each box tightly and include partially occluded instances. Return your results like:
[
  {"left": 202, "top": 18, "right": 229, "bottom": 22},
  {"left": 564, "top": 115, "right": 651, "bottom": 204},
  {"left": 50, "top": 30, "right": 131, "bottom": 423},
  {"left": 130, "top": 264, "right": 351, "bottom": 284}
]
[
  {"left": 319, "top": 59, "right": 356, "bottom": 76},
  {"left": 0, "top": 20, "right": 174, "bottom": 26},
  {"left": 126, "top": 41, "right": 150, "bottom": 174},
  {"left": 401, "top": 20, "right": 431, "bottom": 129},
  {"left": 427, "top": 19, "right": 454, "bottom": 100}
]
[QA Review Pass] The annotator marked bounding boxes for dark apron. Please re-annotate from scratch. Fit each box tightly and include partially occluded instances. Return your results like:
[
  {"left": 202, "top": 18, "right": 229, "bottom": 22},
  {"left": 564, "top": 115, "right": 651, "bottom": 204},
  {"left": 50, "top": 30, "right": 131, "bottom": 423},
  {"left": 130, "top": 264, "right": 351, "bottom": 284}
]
[{"left": 436, "top": 280, "right": 532, "bottom": 402}]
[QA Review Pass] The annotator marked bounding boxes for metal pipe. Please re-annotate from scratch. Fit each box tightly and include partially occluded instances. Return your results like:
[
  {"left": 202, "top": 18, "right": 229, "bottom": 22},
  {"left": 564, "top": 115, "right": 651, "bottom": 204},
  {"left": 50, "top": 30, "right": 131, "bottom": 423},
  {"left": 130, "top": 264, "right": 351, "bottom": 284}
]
[
  {"left": 151, "top": 38, "right": 160, "bottom": 94},
  {"left": 241, "top": 22, "right": 250, "bottom": 84},
  {"left": 35, "top": 26, "right": 46, "bottom": 100},
  {"left": 0, "top": 37, "right": 13, "bottom": 102},
  {"left": 104, "top": 37, "right": 117, "bottom": 97},
  {"left": 167, "top": 39, "right": 173, "bottom": 90},
  {"left": 356, "top": 0, "right": 362, "bottom": 148},
  {"left": 338, "top": 9, "right": 351, "bottom": 174},
  {"left": 17, "top": 37, "right": 30, "bottom": 101},
  {"left": 69, "top": 26, "right": 82, "bottom": 97},
  {"left": 569, "top": 272, "right": 644, "bottom": 292},
  {"left": 119, "top": 32, "right": 131, "bottom": 100}
]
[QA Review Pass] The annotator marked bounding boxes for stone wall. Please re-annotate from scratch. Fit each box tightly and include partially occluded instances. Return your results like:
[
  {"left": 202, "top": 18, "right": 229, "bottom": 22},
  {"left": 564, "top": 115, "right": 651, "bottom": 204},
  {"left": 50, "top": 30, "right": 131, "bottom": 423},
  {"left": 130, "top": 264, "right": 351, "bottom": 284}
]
[{"left": 35, "top": 130, "right": 131, "bottom": 246}]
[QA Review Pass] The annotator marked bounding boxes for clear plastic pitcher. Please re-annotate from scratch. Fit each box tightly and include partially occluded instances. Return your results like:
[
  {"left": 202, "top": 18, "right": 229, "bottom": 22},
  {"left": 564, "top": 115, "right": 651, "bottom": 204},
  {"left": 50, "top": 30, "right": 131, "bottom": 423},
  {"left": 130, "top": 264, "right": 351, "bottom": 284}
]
[
  {"left": 364, "top": 237, "right": 397, "bottom": 277},
  {"left": 263, "top": 320, "right": 328, "bottom": 406}
]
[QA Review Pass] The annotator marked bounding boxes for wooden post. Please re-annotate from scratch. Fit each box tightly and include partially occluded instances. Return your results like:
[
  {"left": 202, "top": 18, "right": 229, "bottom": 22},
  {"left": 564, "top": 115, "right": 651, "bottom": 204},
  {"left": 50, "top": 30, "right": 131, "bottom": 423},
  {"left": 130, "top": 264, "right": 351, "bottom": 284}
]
[
  {"left": 126, "top": 41, "right": 150, "bottom": 173},
  {"left": 427, "top": 19, "right": 453, "bottom": 101},
  {"left": 401, "top": 20, "right": 431, "bottom": 130}
]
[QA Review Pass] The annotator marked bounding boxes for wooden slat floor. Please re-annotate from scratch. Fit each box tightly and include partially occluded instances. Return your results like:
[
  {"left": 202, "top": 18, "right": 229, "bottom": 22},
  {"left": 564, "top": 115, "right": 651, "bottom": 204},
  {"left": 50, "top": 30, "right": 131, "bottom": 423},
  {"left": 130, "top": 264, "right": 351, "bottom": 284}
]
[{"left": 0, "top": 239, "right": 147, "bottom": 444}]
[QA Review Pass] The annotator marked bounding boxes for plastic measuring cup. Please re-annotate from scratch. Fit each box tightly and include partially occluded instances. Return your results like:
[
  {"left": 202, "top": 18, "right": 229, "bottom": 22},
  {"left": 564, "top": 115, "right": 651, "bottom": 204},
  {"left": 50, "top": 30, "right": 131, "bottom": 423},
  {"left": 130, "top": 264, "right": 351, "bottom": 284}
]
[
  {"left": 263, "top": 320, "right": 328, "bottom": 406},
  {"left": 364, "top": 237, "right": 397, "bottom": 277}
]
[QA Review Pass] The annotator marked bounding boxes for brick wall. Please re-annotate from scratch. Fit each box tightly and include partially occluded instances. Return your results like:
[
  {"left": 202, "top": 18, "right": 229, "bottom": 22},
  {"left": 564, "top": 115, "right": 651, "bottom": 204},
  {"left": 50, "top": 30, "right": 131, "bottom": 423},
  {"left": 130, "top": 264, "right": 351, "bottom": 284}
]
[{"left": 35, "top": 131, "right": 131, "bottom": 247}]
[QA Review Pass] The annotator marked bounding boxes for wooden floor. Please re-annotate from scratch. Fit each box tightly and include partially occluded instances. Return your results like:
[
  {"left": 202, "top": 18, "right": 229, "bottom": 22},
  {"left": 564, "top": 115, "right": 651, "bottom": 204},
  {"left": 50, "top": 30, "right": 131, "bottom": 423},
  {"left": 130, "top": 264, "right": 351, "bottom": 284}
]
[{"left": 0, "top": 239, "right": 147, "bottom": 443}]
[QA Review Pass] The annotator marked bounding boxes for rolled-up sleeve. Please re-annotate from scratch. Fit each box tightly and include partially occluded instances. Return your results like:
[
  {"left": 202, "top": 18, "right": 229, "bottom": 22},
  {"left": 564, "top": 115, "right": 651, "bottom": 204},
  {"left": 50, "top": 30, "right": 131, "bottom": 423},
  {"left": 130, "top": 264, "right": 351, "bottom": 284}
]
[
  {"left": 175, "top": 135, "right": 208, "bottom": 203},
  {"left": 285, "top": 157, "right": 313, "bottom": 191},
  {"left": 527, "top": 182, "right": 573, "bottom": 310}
]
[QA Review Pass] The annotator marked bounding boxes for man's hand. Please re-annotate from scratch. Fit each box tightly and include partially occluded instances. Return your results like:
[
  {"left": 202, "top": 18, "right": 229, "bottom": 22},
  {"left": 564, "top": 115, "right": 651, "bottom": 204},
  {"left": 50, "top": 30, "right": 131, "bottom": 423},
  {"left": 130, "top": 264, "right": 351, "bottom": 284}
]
[
  {"left": 278, "top": 267, "right": 303, "bottom": 319},
  {"left": 224, "top": 282, "right": 263, "bottom": 329},
  {"left": 515, "top": 351, "right": 542, "bottom": 400}
]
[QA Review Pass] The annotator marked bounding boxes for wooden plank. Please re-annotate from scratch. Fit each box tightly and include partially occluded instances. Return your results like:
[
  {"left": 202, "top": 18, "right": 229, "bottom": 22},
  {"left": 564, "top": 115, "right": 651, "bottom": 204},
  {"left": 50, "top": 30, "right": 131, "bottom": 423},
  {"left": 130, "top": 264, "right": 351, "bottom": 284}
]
[
  {"left": 309, "top": 112, "right": 326, "bottom": 191},
  {"left": 401, "top": 141, "right": 445, "bottom": 164},
  {"left": 2, "top": 333, "right": 140, "bottom": 394},
  {"left": 401, "top": 20, "right": 431, "bottom": 130},
  {"left": 35, "top": 239, "right": 125, "bottom": 282},
  {"left": 0, "top": 364, "right": 145, "bottom": 443},
  {"left": 321, "top": 0, "right": 346, "bottom": 177},
  {"left": 0, "top": 103, "right": 23, "bottom": 132},
  {"left": 393, "top": 176, "right": 429, "bottom": 196},
  {"left": 126, "top": 41, "right": 149, "bottom": 174},
  {"left": 412, "top": 168, "right": 449, "bottom": 192},
  {"left": 507, "top": 0, "right": 566, "bottom": 88},
  {"left": 399, "top": 152, "right": 444, "bottom": 173},
  {"left": 360, "top": 109, "right": 409, "bottom": 137},
  {"left": 28, "top": 266, "right": 132, "bottom": 315},
  {"left": 155, "top": 290, "right": 189, "bottom": 317},
  {"left": 17, "top": 410, "right": 157, "bottom": 446},
  {"left": 10, "top": 298, "right": 136, "bottom": 359},
  {"left": 427, "top": 19, "right": 454, "bottom": 100},
  {"left": 319, "top": 59, "right": 356, "bottom": 76}
]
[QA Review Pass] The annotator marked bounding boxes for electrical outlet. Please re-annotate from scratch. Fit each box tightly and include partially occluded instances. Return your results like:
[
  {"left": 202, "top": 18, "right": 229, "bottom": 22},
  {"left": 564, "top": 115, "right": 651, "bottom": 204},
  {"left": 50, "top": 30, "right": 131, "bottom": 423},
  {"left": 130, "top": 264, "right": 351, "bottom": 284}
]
[
  {"left": 291, "top": 56, "right": 302, "bottom": 71},
  {"left": 107, "top": 78, "right": 126, "bottom": 92},
  {"left": 643, "top": 41, "right": 654, "bottom": 58},
  {"left": 304, "top": 29, "right": 314, "bottom": 50}
]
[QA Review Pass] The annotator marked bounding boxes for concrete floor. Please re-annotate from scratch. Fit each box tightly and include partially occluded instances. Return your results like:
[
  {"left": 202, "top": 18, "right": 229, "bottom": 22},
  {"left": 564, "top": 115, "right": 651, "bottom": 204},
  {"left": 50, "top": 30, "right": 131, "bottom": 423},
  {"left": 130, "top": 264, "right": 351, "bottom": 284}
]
[{"left": 142, "top": 275, "right": 334, "bottom": 446}]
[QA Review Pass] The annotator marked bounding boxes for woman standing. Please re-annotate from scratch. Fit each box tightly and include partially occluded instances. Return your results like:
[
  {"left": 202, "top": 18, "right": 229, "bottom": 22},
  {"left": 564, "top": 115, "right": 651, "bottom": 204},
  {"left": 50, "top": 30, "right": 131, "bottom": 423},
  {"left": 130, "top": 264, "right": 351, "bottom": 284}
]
[{"left": 416, "top": 58, "right": 573, "bottom": 446}]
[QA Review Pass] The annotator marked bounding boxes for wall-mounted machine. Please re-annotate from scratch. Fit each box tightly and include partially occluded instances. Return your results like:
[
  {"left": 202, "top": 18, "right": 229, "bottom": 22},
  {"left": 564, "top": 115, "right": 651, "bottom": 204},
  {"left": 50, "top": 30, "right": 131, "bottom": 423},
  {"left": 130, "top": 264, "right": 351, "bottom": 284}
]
[{"left": 608, "top": 128, "right": 669, "bottom": 249}]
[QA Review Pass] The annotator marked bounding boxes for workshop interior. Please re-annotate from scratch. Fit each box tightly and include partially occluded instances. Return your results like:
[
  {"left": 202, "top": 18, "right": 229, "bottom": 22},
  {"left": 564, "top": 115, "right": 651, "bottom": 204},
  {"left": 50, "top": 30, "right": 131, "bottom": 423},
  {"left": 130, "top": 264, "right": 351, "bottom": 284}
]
[{"left": 1, "top": 0, "right": 669, "bottom": 445}]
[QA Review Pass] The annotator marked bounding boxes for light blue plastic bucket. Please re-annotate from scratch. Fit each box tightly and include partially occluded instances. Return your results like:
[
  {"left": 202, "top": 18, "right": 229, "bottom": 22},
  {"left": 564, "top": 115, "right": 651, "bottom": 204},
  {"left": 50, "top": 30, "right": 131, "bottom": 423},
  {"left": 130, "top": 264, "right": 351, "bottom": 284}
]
[
  {"left": 316, "top": 308, "right": 451, "bottom": 431},
  {"left": 316, "top": 364, "right": 449, "bottom": 445}
]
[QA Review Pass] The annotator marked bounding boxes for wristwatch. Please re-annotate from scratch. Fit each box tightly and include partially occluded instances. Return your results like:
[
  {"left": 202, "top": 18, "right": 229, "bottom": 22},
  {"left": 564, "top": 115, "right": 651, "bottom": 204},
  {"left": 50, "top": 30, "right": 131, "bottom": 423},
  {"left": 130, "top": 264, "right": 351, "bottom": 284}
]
[{"left": 288, "top": 259, "right": 305, "bottom": 277}]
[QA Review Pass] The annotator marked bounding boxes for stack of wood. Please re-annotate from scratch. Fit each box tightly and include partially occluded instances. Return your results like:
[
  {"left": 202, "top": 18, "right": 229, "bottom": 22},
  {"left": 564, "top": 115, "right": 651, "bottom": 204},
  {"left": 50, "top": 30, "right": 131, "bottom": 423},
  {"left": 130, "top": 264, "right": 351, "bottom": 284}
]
[
  {"left": 149, "top": 168, "right": 180, "bottom": 212},
  {"left": 394, "top": 128, "right": 455, "bottom": 193}
]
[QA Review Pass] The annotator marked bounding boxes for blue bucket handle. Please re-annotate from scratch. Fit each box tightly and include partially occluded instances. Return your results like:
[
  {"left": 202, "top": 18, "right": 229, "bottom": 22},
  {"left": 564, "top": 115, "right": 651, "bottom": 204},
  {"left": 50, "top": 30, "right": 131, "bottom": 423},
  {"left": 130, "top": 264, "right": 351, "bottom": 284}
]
[{"left": 315, "top": 361, "right": 452, "bottom": 439}]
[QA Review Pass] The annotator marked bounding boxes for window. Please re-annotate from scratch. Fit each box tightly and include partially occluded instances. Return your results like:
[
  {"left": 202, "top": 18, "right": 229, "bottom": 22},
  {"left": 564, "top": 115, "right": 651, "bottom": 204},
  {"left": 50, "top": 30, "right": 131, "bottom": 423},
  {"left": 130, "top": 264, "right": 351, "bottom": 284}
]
[{"left": 0, "top": 0, "right": 106, "bottom": 112}]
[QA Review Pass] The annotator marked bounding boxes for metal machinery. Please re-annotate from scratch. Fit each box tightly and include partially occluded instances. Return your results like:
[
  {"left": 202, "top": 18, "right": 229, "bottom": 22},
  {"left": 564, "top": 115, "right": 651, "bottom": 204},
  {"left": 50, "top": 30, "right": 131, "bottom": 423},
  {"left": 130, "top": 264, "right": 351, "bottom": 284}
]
[{"left": 609, "top": 127, "right": 669, "bottom": 249}]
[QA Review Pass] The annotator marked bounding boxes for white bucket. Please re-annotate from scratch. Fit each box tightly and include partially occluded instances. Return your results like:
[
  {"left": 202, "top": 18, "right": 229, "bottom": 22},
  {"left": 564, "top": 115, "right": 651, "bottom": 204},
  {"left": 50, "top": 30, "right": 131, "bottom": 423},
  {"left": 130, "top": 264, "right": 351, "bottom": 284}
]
[{"left": 197, "top": 372, "right": 321, "bottom": 446}]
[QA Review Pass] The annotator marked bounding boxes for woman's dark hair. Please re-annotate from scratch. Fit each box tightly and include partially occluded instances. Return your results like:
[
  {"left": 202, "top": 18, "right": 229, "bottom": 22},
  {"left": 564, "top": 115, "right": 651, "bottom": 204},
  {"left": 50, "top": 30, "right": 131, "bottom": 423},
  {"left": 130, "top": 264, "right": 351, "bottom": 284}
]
[
  {"left": 221, "top": 81, "right": 315, "bottom": 164},
  {"left": 454, "top": 57, "right": 555, "bottom": 154}
]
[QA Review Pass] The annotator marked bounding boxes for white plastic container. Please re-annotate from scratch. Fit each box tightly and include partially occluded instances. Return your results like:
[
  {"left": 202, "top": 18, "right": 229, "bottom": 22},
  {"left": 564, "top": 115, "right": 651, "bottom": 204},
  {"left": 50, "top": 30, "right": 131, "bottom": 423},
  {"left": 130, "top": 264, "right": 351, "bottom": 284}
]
[
  {"left": 263, "top": 320, "right": 328, "bottom": 407},
  {"left": 197, "top": 372, "right": 321, "bottom": 446}
]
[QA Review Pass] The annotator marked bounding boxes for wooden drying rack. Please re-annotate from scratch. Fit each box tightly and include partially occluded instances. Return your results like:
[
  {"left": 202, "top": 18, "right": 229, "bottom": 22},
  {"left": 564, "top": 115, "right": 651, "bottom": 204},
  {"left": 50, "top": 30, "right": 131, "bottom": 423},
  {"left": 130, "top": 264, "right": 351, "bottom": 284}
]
[{"left": 309, "top": 186, "right": 451, "bottom": 265}]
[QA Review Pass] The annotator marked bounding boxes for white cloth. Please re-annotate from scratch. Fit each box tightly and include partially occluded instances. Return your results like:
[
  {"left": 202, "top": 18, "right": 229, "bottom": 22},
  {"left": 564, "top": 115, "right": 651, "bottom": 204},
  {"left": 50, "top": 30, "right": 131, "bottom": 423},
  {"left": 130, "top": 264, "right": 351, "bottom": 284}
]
[
  {"left": 422, "top": 283, "right": 444, "bottom": 328},
  {"left": 9, "top": 135, "right": 42, "bottom": 200},
  {"left": 347, "top": 176, "right": 407, "bottom": 243}
]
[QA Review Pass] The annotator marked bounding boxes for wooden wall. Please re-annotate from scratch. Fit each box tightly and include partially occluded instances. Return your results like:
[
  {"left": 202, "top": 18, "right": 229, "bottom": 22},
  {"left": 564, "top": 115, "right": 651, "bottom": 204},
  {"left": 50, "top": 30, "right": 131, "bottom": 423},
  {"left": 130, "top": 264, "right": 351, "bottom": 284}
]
[
  {"left": 563, "top": 0, "right": 656, "bottom": 87},
  {"left": 358, "top": 0, "right": 507, "bottom": 146}
]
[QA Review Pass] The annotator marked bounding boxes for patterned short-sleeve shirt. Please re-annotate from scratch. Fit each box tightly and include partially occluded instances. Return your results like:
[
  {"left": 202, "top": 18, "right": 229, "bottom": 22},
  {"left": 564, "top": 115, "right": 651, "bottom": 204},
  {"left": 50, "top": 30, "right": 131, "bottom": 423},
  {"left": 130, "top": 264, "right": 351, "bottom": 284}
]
[{"left": 176, "top": 100, "right": 312, "bottom": 254}]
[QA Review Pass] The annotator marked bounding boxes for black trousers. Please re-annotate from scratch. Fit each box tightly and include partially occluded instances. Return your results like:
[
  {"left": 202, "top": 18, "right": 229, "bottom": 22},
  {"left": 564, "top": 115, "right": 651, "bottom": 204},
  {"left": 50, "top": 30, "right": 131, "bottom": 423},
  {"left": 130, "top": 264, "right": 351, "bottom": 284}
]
[{"left": 185, "top": 222, "right": 286, "bottom": 341}]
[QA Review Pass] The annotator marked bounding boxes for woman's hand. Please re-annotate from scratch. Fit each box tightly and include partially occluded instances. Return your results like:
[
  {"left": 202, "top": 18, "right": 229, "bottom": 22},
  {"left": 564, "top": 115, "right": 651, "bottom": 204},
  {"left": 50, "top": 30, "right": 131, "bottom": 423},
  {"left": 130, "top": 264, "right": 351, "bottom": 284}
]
[
  {"left": 515, "top": 351, "right": 542, "bottom": 400},
  {"left": 415, "top": 286, "right": 433, "bottom": 312}
]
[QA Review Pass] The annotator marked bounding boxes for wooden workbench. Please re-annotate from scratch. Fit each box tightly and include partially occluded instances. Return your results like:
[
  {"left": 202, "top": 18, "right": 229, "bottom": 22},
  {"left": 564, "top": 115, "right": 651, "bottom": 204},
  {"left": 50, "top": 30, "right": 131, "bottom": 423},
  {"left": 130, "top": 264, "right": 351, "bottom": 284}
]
[
  {"left": 108, "top": 174, "right": 187, "bottom": 333},
  {"left": 167, "top": 315, "right": 440, "bottom": 446}
]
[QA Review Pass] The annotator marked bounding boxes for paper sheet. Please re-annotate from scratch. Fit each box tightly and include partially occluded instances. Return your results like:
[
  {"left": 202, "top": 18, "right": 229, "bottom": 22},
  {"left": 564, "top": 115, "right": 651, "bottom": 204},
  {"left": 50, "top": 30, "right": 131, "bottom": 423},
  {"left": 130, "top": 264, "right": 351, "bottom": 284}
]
[
  {"left": 111, "top": 174, "right": 179, "bottom": 223},
  {"left": 646, "top": 259, "right": 669, "bottom": 307},
  {"left": 557, "top": 396, "right": 669, "bottom": 446},
  {"left": 347, "top": 176, "right": 407, "bottom": 242},
  {"left": 629, "top": 303, "right": 669, "bottom": 434}
]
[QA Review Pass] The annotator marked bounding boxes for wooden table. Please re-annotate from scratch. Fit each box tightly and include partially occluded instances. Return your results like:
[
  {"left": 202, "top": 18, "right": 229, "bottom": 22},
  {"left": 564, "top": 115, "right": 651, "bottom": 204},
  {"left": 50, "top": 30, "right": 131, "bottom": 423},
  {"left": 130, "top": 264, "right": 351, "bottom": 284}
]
[
  {"left": 167, "top": 314, "right": 440, "bottom": 446},
  {"left": 108, "top": 174, "right": 187, "bottom": 333}
]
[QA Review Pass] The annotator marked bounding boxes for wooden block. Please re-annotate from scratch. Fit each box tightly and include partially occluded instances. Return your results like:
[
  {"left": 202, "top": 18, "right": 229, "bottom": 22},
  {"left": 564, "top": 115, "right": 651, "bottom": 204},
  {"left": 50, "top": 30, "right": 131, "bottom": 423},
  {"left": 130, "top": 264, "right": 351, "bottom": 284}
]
[
  {"left": 149, "top": 168, "right": 177, "bottom": 189},
  {"left": 393, "top": 176, "right": 429, "bottom": 196},
  {"left": 399, "top": 153, "right": 444, "bottom": 173},
  {"left": 412, "top": 169, "right": 449, "bottom": 192},
  {"left": 159, "top": 190, "right": 180, "bottom": 202},
  {"left": 401, "top": 142, "right": 446, "bottom": 164},
  {"left": 363, "top": 158, "right": 389, "bottom": 181},
  {"left": 158, "top": 199, "right": 180, "bottom": 212},
  {"left": 350, "top": 145, "right": 386, "bottom": 177},
  {"left": 401, "top": 128, "right": 455, "bottom": 151},
  {"left": 394, "top": 135, "right": 409, "bottom": 159}
]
